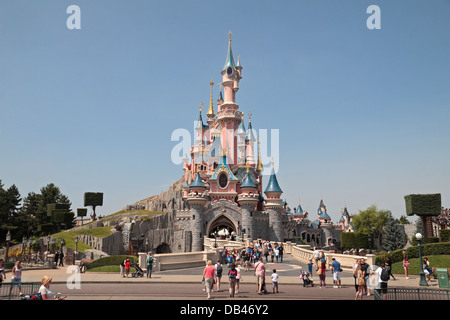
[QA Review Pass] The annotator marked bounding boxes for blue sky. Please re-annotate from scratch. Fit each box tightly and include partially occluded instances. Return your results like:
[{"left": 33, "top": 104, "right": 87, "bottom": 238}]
[{"left": 0, "top": 0, "right": 449, "bottom": 222}]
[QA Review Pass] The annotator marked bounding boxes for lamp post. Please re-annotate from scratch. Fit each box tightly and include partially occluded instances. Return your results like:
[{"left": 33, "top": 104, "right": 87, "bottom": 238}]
[
  {"left": 47, "top": 235, "right": 51, "bottom": 253},
  {"left": 74, "top": 236, "right": 79, "bottom": 265},
  {"left": 416, "top": 233, "right": 428, "bottom": 286},
  {"left": 213, "top": 231, "right": 218, "bottom": 249},
  {"left": 22, "top": 236, "right": 27, "bottom": 260},
  {"left": 5, "top": 230, "right": 11, "bottom": 263}
]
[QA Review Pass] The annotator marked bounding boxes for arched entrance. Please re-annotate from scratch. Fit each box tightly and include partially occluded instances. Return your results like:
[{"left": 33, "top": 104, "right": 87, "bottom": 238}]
[
  {"left": 207, "top": 214, "right": 237, "bottom": 240},
  {"left": 155, "top": 243, "right": 171, "bottom": 254}
]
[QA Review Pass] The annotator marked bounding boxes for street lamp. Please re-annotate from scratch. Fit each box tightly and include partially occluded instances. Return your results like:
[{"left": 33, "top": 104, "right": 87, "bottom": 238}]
[
  {"left": 416, "top": 233, "right": 428, "bottom": 286},
  {"left": 47, "top": 235, "right": 51, "bottom": 253},
  {"left": 5, "top": 230, "right": 11, "bottom": 263},
  {"left": 213, "top": 231, "right": 218, "bottom": 249},
  {"left": 74, "top": 236, "right": 79, "bottom": 265},
  {"left": 22, "top": 236, "right": 27, "bottom": 260}
]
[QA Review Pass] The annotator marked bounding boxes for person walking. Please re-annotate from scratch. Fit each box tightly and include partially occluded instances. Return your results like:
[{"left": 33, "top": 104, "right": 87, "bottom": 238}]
[
  {"left": 235, "top": 263, "right": 242, "bottom": 294},
  {"left": 228, "top": 263, "right": 237, "bottom": 298},
  {"left": 11, "top": 261, "right": 23, "bottom": 296},
  {"left": 202, "top": 260, "right": 216, "bottom": 299},
  {"left": 313, "top": 247, "right": 320, "bottom": 269},
  {"left": 120, "top": 258, "right": 126, "bottom": 278},
  {"left": 125, "top": 258, "right": 131, "bottom": 278},
  {"left": 254, "top": 257, "right": 266, "bottom": 295},
  {"left": 264, "top": 245, "right": 269, "bottom": 262},
  {"left": 214, "top": 259, "right": 223, "bottom": 292},
  {"left": 0, "top": 259, "right": 5, "bottom": 288},
  {"left": 278, "top": 244, "right": 284, "bottom": 263},
  {"left": 360, "top": 258, "right": 371, "bottom": 296},
  {"left": 146, "top": 252, "right": 154, "bottom": 278},
  {"left": 423, "top": 257, "right": 432, "bottom": 282},
  {"left": 403, "top": 254, "right": 410, "bottom": 279},
  {"left": 274, "top": 246, "right": 280, "bottom": 263},
  {"left": 385, "top": 256, "right": 396, "bottom": 280},
  {"left": 318, "top": 260, "right": 326, "bottom": 288},
  {"left": 59, "top": 251, "right": 64, "bottom": 267},
  {"left": 353, "top": 258, "right": 360, "bottom": 292},
  {"left": 54, "top": 251, "right": 59, "bottom": 268},
  {"left": 271, "top": 269, "right": 279, "bottom": 293},
  {"left": 331, "top": 258, "right": 342, "bottom": 288},
  {"left": 307, "top": 258, "right": 314, "bottom": 281},
  {"left": 374, "top": 262, "right": 390, "bottom": 300},
  {"left": 354, "top": 265, "right": 365, "bottom": 300}
]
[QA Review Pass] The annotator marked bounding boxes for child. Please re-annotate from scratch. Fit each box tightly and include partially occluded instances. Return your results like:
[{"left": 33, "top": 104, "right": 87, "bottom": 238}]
[
  {"left": 235, "top": 263, "right": 242, "bottom": 294},
  {"left": 271, "top": 269, "right": 279, "bottom": 293},
  {"left": 125, "top": 258, "right": 131, "bottom": 278},
  {"left": 307, "top": 259, "right": 314, "bottom": 280}
]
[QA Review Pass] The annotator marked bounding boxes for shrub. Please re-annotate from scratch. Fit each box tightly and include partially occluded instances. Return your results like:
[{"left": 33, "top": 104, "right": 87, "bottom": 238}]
[
  {"left": 440, "top": 230, "right": 450, "bottom": 242},
  {"left": 375, "top": 242, "right": 450, "bottom": 265},
  {"left": 85, "top": 255, "right": 138, "bottom": 270},
  {"left": 341, "top": 232, "right": 368, "bottom": 250}
]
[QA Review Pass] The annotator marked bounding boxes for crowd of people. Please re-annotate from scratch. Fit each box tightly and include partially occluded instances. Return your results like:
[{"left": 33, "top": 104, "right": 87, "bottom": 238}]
[{"left": 202, "top": 241, "right": 285, "bottom": 299}]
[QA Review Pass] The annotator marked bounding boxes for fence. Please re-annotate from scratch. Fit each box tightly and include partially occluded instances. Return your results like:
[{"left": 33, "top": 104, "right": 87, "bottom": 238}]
[
  {"left": 374, "top": 287, "right": 450, "bottom": 300},
  {"left": 0, "top": 282, "right": 42, "bottom": 300}
]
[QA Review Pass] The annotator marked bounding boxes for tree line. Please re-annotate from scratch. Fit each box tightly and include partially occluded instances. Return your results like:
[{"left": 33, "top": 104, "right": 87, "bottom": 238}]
[{"left": 0, "top": 179, "right": 74, "bottom": 246}]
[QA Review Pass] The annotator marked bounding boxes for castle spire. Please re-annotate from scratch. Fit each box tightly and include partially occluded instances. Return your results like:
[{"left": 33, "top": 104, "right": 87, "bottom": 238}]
[
  {"left": 256, "top": 137, "right": 263, "bottom": 172},
  {"left": 207, "top": 79, "right": 215, "bottom": 117},
  {"left": 223, "top": 29, "right": 236, "bottom": 71}
]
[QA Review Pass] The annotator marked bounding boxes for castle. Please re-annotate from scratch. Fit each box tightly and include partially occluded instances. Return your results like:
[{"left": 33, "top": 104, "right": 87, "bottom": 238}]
[{"left": 130, "top": 32, "right": 353, "bottom": 252}]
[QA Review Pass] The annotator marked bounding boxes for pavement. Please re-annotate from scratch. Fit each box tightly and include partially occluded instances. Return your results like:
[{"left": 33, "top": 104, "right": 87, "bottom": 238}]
[{"left": 8, "top": 254, "right": 441, "bottom": 290}]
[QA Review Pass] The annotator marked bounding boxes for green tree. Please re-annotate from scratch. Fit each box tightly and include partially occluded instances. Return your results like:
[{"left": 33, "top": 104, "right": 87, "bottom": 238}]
[
  {"left": 352, "top": 204, "right": 391, "bottom": 248},
  {"left": 382, "top": 213, "right": 407, "bottom": 251}
]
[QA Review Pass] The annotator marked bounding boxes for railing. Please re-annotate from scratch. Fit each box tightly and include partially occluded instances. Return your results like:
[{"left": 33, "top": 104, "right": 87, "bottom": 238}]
[
  {"left": 0, "top": 282, "right": 42, "bottom": 300},
  {"left": 374, "top": 287, "right": 450, "bottom": 300}
]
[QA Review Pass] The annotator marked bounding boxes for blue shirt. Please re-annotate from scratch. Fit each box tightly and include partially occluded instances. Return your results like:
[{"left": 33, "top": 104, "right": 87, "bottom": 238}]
[{"left": 331, "top": 260, "right": 341, "bottom": 273}]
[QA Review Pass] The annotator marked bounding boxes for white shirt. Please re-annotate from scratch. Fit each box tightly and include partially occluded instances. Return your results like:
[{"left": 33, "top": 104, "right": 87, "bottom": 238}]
[
  {"left": 39, "top": 285, "right": 55, "bottom": 299},
  {"left": 271, "top": 273, "right": 279, "bottom": 282}
]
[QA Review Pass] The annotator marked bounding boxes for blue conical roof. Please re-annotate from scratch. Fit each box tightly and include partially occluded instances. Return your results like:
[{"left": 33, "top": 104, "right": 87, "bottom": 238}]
[
  {"left": 223, "top": 35, "right": 236, "bottom": 72},
  {"left": 190, "top": 173, "right": 206, "bottom": 188},
  {"left": 264, "top": 167, "right": 283, "bottom": 193},
  {"left": 241, "top": 171, "right": 256, "bottom": 188}
]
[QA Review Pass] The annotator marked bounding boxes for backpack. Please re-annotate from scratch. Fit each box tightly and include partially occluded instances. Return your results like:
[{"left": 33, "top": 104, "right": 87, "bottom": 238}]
[
  {"left": 229, "top": 269, "right": 237, "bottom": 279},
  {"left": 380, "top": 267, "right": 389, "bottom": 281},
  {"left": 216, "top": 264, "right": 223, "bottom": 276}
]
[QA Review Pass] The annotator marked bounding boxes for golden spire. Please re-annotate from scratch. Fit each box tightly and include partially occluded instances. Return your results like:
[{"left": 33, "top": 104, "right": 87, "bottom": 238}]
[
  {"left": 256, "top": 137, "right": 263, "bottom": 172},
  {"left": 207, "top": 79, "right": 215, "bottom": 117}
]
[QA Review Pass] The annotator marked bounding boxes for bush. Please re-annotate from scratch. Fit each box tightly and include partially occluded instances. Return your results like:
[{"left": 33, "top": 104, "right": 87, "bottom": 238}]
[
  {"left": 341, "top": 232, "right": 368, "bottom": 250},
  {"left": 440, "top": 230, "right": 450, "bottom": 242},
  {"left": 375, "top": 242, "right": 450, "bottom": 265},
  {"left": 85, "top": 255, "right": 138, "bottom": 270}
]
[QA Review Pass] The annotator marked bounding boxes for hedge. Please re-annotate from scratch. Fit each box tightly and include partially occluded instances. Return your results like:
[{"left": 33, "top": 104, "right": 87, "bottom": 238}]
[
  {"left": 84, "top": 192, "right": 103, "bottom": 207},
  {"left": 85, "top": 255, "right": 138, "bottom": 270},
  {"left": 341, "top": 232, "right": 369, "bottom": 250},
  {"left": 440, "top": 230, "right": 450, "bottom": 242},
  {"left": 404, "top": 193, "right": 441, "bottom": 217},
  {"left": 375, "top": 241, "right": 450, "bottom": 266}
]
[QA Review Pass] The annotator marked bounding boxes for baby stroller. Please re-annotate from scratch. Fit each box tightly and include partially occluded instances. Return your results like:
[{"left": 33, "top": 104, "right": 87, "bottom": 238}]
[
  {"left": 299, "top": 271, "right": 314, "bottom": 287},
  {"left": 132, "top": 262, "right": 144, "bottom": 278}
]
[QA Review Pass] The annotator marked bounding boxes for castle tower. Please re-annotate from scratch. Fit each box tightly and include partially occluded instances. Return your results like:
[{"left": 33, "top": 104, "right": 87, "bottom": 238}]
[
  {"left": 186, "top": 173, "right": 208, "bottom": 251},
  {"left": 217, "top": 31, "right": 243, "bottom": 166},
  {"left": 238, "top": 167, "right": 259, "bottom": 240},
  {"left": 264, "top": 162, "right": 284, "bottom": 242}
]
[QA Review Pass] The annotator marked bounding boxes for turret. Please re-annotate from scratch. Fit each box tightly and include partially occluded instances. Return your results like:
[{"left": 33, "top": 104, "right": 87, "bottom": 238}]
[{"left": 264, "top": 162, "right": 284, "bottom": 242}]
